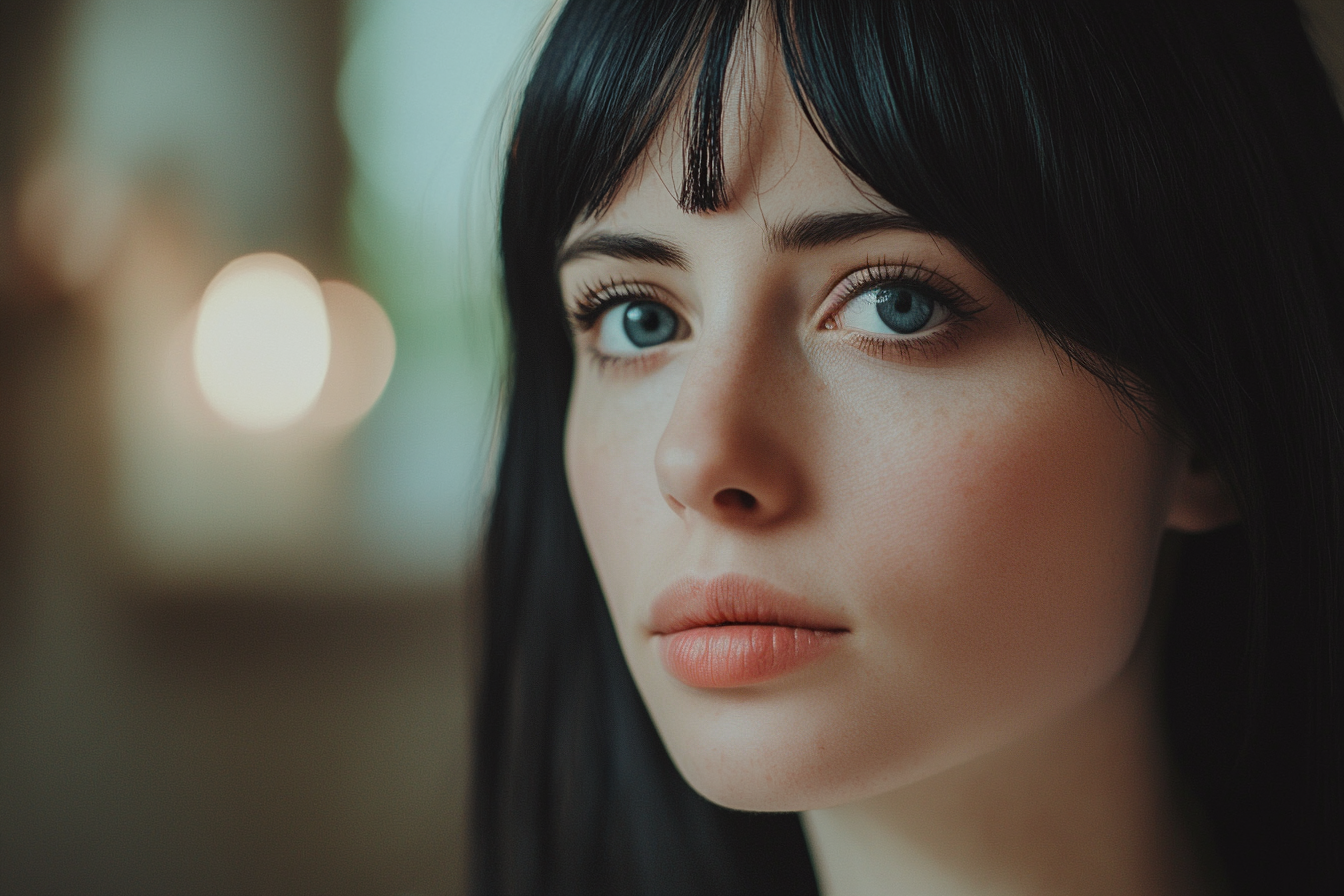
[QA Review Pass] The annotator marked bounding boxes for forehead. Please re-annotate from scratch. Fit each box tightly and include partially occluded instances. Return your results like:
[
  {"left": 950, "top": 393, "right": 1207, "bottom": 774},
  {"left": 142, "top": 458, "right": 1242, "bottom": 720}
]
[{"left": 562, "top": 28, "right": 898, "bottom": 249}]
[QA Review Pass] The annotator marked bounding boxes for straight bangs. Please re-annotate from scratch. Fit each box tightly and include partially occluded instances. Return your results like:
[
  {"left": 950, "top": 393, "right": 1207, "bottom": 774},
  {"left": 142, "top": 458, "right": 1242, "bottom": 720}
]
[{"left": 485, "top": 1, "right": 1344, "bottom": 892}]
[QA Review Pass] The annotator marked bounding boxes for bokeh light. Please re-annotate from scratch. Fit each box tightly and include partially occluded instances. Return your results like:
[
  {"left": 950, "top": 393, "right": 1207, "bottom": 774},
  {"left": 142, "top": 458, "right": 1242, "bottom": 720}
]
[
  {"left": 310, "top": 279, "right": 396, "bottom": 430},
  {"left": 192, "top": 252, "right": 331, "bottom": 431}
]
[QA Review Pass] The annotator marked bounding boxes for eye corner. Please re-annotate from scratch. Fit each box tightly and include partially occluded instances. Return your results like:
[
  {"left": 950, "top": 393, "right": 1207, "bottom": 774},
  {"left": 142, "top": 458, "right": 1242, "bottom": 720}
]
[{"left": 564, "top": 298, "right": 605, "bottom": 334}]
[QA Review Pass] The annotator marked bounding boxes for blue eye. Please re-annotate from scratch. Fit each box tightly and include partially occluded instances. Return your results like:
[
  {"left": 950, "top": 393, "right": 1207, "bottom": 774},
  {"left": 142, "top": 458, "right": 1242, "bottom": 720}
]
[
  {"left": 597, "top": 300, "right": 680, "bottom": 353},
  {"left": 838, "top": 282, "right": 949, "bottom": 336}
]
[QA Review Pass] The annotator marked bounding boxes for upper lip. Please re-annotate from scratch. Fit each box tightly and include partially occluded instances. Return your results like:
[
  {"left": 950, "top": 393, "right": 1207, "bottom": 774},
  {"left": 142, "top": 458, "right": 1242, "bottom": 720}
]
[{"left": 648, "top": 574, "right": 850, "bottom": 635}]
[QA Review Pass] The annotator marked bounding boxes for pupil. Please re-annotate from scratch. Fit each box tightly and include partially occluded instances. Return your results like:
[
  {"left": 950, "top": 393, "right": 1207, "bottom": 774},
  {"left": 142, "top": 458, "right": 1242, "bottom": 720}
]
[
  {"left": 623, "top": 302, "right": 676, "bottom": 347},
  {"left": 875, "top": 286, "right": 934, "bottom": 334}
]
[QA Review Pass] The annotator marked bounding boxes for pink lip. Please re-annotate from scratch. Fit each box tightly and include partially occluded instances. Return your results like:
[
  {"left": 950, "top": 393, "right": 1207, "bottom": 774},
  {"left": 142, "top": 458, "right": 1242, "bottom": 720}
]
[{"left": 649, "top": 574, "right": 849, "bottom": 689}]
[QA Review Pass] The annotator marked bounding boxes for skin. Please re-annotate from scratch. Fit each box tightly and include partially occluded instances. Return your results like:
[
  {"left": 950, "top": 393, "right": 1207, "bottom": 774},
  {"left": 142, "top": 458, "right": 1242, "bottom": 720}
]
[{"left": 559, "top": 33, "right": 1232, "bottom": 896}]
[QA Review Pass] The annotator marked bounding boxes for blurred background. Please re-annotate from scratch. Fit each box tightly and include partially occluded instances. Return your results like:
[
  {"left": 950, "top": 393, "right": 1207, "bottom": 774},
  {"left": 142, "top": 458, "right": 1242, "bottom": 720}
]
[
  {"left": 0, "top": 1, "right": 549, "bottom": 893},
  {"left": 0, "top": 2, "right": 1341, "bottom": 894}
]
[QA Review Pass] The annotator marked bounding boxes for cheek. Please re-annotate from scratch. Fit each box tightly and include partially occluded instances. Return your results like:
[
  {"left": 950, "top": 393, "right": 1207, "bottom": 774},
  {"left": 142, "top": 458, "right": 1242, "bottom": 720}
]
[
  {"left": 833, "top": 375, "right": 1174, "bottom": 743},
  {"left": 563, "top": 371, "right": 674, "bottom": 627}
]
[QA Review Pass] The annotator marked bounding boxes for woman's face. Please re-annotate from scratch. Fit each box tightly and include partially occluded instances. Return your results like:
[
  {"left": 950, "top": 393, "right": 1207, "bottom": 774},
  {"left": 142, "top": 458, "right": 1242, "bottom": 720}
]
[{"left": 559, "top": 61, "right": 1193, "bottom": 812}]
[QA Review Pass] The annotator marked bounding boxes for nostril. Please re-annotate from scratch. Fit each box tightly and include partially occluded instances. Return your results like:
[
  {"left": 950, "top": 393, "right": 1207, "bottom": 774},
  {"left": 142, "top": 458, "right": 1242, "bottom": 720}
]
[{"left": 714, "top": 488, "right": 757, "bottom": 512}]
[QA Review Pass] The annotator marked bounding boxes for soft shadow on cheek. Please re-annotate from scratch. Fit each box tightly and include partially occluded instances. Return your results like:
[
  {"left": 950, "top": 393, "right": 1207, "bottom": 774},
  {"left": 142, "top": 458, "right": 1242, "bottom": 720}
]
[
  {"left": 563, "top": 387, "right": 675, "bottom": 625},
  {"left": 839, "top": 388, "right": 1171, "bottom": 722}
]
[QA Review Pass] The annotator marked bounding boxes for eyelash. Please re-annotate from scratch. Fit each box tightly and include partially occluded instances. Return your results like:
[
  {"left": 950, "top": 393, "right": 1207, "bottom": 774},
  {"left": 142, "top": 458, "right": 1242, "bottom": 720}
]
[
  {"left": 568, "top": 277, "right": 648, "bottom": 329},
  {"left": 566, "top": 277, "right": 672, "bottom": 371},
  {"left": 824, "top": 260, "right": 985, "bottom": 363},
  {"left": 565, "top": 260, "right": 984, "bottom": 369}
]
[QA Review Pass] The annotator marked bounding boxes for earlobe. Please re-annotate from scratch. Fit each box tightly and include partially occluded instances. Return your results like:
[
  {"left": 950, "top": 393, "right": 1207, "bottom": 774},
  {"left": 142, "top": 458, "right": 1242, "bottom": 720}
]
[{"left": 1164, "top": 450, "right": 1240, "bottom": 533}]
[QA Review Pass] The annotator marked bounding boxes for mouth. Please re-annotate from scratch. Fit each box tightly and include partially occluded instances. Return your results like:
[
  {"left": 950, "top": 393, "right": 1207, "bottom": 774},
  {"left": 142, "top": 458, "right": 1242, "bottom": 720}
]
[{"left": 649, "top": 574, "right": 849, "bottom": 689}]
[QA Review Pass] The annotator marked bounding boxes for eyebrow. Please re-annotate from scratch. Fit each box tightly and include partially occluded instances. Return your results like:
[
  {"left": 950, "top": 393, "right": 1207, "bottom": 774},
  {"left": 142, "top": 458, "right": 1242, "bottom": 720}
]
[
  {"left": 766, "top": 210, "right": 925, "bottom": 252},
  {"left": 555, "top": 233, "right": 690, "bottom": 272},
  {"left": 556, "top": 210, "right": 926, "bottom": 272}
]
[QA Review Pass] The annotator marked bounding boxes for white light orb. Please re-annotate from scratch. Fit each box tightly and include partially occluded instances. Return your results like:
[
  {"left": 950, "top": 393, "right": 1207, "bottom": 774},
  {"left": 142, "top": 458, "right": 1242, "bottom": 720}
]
[{"left": 193, "top": 253, "right": 331, "bottom": 431}]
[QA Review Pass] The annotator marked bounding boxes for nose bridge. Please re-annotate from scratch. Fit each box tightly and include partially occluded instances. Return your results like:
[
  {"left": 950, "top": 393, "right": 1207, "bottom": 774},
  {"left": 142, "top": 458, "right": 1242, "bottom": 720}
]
[
  {"left": 654, "top": 295, "right": 804, "bottom": 524},
  {"left": 686, "top": 302, "right": 775, "bottom": 413}
]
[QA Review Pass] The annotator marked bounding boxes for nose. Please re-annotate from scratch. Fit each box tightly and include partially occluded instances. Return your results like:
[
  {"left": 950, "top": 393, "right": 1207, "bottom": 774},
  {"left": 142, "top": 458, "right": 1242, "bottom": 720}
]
[{"left": 654, "top": 332, "right": 806, "bottom": 527}]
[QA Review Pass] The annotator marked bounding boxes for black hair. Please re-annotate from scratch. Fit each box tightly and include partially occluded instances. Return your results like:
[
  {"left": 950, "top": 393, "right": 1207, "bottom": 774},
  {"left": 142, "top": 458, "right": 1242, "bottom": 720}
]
[{"left": 473, "top": 1, "right": 1344, "bottom": 893}]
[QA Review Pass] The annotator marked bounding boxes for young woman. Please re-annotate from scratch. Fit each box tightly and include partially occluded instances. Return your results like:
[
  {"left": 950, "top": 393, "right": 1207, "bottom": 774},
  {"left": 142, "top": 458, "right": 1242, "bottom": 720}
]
[{"left": 472, "top": 1, "right": 1344, "bottom": 893}]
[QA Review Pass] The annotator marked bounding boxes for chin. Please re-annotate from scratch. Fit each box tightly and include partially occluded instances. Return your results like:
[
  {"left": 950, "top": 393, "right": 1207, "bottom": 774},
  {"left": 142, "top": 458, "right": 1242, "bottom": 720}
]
[
  {"left": 666, "top": 740, "right": 918, "bottom": 814},
  {"left": 672, "top": 756, "right": 833, "bottom": 813},
  {"left": 634, "top": 661, "right": 1117, "bottom": 817},
  {"left": 642, "top": 692, "right": 925, "bottom": 813}
]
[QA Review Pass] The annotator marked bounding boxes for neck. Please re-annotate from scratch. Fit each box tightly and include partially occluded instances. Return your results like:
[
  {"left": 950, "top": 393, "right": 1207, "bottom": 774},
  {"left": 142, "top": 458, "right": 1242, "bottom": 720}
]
[{"left": 801, "top": 659, "right": 1211, "bottom": 896}]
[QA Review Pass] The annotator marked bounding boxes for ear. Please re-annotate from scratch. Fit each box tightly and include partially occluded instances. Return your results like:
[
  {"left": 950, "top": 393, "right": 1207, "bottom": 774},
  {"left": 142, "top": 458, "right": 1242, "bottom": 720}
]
[{"left": 1164, "top": 449, "right": 1240, "bottom": 533}]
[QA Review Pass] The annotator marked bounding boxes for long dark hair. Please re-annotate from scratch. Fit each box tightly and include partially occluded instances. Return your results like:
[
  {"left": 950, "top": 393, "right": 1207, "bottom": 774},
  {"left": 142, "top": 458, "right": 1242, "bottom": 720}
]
[{"left": 472, "top": 2, "right": 1344, "bottom": 893}]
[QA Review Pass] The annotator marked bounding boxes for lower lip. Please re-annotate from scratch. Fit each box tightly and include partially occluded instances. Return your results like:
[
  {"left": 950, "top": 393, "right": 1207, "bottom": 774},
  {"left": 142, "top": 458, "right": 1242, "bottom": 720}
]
[{"left": 658, "top": 625, "right": 843, "bottom": 688}]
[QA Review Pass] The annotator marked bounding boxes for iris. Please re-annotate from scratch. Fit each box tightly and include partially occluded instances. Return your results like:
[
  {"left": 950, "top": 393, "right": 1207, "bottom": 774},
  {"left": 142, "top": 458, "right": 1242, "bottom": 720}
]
[
  {"left": 623, "top": 301, "right": 678, "bottom": 347},
  {"left": 874, "top": 285, "right": 935, "bottom": 334}
]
